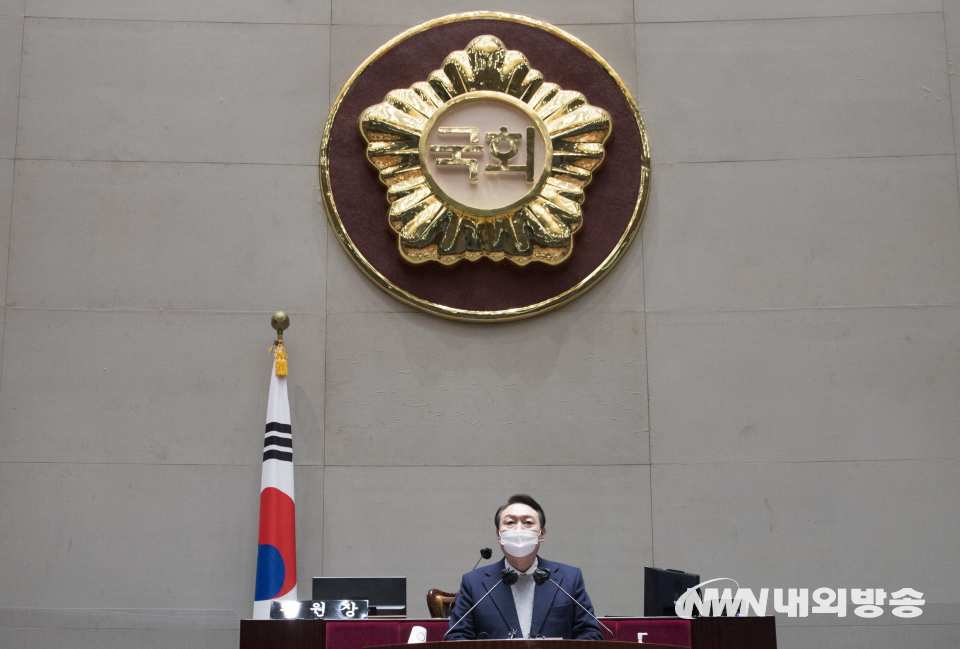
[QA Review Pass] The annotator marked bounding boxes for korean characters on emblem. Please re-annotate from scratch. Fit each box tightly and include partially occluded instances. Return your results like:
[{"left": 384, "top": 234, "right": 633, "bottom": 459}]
[{"left": 430, "top": 126, "right": 535, "bottom": 182}]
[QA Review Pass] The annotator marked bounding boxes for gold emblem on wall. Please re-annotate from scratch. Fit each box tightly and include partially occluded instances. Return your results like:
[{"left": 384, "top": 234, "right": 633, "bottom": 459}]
[
  {"left": 320, "top": 13, "right": 650, "bottom": 322},
  {"left": 359, "top": 35, "right": 611, "bottom": 266}
]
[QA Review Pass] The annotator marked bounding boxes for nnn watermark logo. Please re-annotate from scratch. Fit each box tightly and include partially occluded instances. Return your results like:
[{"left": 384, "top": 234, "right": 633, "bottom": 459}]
[
  {"left": 675, "top": 578, "right": 925, "bottom": 620},
  {"left": 675, "top": 578, "right": 764, "bottom": 619}
]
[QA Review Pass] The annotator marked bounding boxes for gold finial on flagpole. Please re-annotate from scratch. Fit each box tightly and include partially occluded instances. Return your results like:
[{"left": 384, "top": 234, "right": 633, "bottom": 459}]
[
  {"left": 271, "top": 311, "right": 290, "bottom": 337},
  {"left": 271, "top": 311, "right": 290, "bottom": 377}
]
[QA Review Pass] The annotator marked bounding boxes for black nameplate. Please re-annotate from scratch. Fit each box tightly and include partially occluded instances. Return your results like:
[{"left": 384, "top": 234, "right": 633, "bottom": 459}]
[{"left": 269, "top": 599, "right": 369, "bottom": 620}]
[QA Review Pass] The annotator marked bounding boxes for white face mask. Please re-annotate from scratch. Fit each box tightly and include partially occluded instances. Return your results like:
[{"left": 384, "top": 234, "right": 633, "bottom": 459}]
[{"left": 498, "top": 529, "right": 541, "bottom": 558}]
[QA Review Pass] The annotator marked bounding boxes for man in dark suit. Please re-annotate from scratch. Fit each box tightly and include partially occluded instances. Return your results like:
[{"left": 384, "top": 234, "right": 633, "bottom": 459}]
[{"left": 445, "top": 494, "right": 602, "bottom": 641}]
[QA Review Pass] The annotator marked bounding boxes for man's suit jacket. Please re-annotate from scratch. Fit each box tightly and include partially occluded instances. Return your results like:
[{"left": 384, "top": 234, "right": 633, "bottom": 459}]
[{"left": 445, "top": 557, "right": 602, "bottom": 641}]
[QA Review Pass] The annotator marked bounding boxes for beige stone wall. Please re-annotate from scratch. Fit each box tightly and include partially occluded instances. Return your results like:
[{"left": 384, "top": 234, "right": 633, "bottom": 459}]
[{"left": 0, "top": 1, "right": 957, "bottom": 647}]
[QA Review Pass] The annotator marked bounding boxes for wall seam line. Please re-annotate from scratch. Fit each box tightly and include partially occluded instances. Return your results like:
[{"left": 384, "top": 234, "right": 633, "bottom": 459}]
[
  {"left": 633, "top": 10, "right": 944, "bottom": 25},
  {"left": 19, "top": 16, "right": 334, "bottom": 26},
  {"left": 9, "top": 152, "right": 957, "bottom": 166},
  {"left": 940, "top": 7, "right": 960, "bottom": 223},
  {"left": 0, "top": 13, "right": 25, "bottom": 388},
  {"left": 321, "top": 9, "right": 333, "bottom": 581},
  {"left": 634, "top": 7, "right": 655, "bottom": 569}
]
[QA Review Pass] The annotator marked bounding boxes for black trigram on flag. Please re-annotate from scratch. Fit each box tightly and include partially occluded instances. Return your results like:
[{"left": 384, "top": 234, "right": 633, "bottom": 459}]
[{"left": 263, "top": 422, "right": 293, "bottom": 462}]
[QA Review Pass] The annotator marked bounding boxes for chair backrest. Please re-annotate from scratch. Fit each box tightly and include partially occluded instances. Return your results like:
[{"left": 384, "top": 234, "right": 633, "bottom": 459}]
[{"left": 425, "top": 589, "right": 457, "bottom": 618}]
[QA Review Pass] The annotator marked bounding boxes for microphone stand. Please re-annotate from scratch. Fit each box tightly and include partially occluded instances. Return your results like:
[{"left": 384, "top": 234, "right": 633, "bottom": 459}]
[
  {"left": 533, "top": 568, "right": 614, "bottom": 639},
  {"left": 443, "top": 569, "right": 519, "bottom": 641}
]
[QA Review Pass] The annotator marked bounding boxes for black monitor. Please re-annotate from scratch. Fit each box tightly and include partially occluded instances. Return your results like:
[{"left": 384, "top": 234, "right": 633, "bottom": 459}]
[
  {"left": 643, "top": 567, "right": 700, "bottom": 617},
  {"left": 312, "top": 576, "right": 406, "bottom": 616}
]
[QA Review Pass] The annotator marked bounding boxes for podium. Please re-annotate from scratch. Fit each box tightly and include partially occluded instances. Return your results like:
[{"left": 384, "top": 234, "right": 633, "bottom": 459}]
[
  {"left": 239, "top": 617, "right": 777, "bottom": 649},
  {"left": 381, "top": 642, "right": 678, "bottom": 649},
  {"left": 382, "top": 642, "right": 680, "bottom": 649}
]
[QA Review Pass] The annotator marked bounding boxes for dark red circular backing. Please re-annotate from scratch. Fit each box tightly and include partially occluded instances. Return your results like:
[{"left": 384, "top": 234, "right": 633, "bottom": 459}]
[{"left": 327, "top": 18, "right": 644, "bottom": 312}]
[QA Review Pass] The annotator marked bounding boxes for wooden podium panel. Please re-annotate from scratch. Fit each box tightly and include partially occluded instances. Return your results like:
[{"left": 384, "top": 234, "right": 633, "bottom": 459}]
[
  {"left": 241, "top": 619, "right": 326, "bottom": 649},
  {"left": 239, "top": 617, "right": 777, "bottom": 649},
  {"left": 240, "top": 619, "right": 300, "bottom": 649},
  {"left": 690, "top": 617, "right": 776, "bottom": 649},
  {"left": 378, "top": 642, "right": 682, "bottom": 649}
]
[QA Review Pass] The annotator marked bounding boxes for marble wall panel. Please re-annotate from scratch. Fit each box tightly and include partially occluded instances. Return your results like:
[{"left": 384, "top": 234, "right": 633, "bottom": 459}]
[
  {"left": 635, "top": 0, "right": 941, "bottom": 22},
  {"left": 331, "top": 0, "right": 633, "bottom": 26},
  {"left": 322, "top": 465, "right": 651, "bottom": 618},
  {"left": 7, "top": 160, "right": 327, "bottom": 312},
  {"left": 24, "top": 0, "right": 330, "bottom": 23},
  {"left": 0, "top": 309, "right": 325, "bottom": 466},
  {"left": 651, "top": 460, "right": 960, "bottom": 603},
  {"left": 0, "top": 463, "right": 258, "bottom": 615},
  {"left": 16, "top": 19, "right": 329, "bottom": 164},
  {"left": 642, "top": 156, "right": 960, "bottom": 311},
  {"left": 646, "top": 306, "right": 960, "bottom": 465},
  {"left": 0, "top": 16, "right": 21, "bottom": 159},
  {"left": 325, "top": 311, "right": 648, "bottom": 466},
  {"left": 0, "top": 608, "right": 239, "bottom": 629},
  {"left": 635, "top": 14, "right": 953, "bottom": 162},
  {"left": 0, "top": 608, "right": 240, "bottom": 649},
  {"left": 0, "top": 628, "right": 239, "bottom": 649},
  {"left": 0, "top": 462, "right": 321, "bottom": 621},
  {"left": 0, "top": 0, "right": 24, "bottom": 16},
  {"left": 294, "top": 464, "right": 325, "bottom": 597}
]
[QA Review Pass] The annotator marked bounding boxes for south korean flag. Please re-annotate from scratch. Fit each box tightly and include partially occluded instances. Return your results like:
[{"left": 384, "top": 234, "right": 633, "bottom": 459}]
[{"left": 252, "top": 360, "right": 297, "bottom": 619}]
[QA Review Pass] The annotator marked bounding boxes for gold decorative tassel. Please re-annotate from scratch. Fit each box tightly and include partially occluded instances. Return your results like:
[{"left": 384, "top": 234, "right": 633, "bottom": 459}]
[
  {"left": 270, "top": 311, "right": 291, "bottom": 377},
  {"left": 273, "top": 341, "right": 288, "bottom": 377}
]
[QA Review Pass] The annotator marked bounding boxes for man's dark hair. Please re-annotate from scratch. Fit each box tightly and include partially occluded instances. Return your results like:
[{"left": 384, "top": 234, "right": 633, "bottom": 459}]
[{"left": 494, "top": 494, "right": 545, "bottom": 528}]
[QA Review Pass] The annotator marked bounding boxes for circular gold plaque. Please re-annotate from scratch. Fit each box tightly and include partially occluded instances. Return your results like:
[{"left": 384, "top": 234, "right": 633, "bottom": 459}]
[{"left": 320, "top": 12, "right": 651, "bottom": 322}]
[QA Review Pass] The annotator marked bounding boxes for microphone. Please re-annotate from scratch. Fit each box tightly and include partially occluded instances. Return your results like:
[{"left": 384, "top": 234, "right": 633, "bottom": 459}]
[
  {"left": 533, "top": 568, "right": 614, "bottom": 639},
  {"left": 472, "top": 548, "right": 493, "bottom": 571},
  {"left": 443, "top": 568, "right": 519, "bottom": 640},
  {"left": 456, "top": 548, "right": 494, "bottom": 599}
]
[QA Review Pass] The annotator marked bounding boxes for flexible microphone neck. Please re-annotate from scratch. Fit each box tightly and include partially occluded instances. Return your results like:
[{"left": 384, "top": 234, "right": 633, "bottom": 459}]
[
  {"left": 532, "top": 568, "right": 614, "bottom": 640},
  {"left": 444, "top": 569, "right": 519, "bottom": 640}
]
